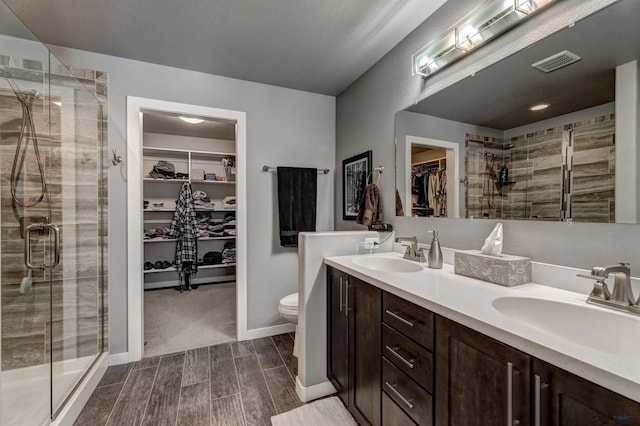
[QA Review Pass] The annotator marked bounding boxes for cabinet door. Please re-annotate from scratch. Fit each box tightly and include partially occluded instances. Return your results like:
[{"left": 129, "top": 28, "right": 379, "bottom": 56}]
[
  {"left": 327, "top": 266, "right": 349, "bottom": 405},
  {"left": 351, "top": 278, "right": 382, "bottom": 426},
  {"left": 532, "top": 359, "right": 640, "bottom": 426},
  {"left": 435, "top": 316, "right": 530, "bottom": 426}
]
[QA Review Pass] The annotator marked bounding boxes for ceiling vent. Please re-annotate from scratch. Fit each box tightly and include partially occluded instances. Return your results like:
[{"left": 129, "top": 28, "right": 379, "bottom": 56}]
[{"left": 531, "top": 50, "right": 582, "bottom": 73}]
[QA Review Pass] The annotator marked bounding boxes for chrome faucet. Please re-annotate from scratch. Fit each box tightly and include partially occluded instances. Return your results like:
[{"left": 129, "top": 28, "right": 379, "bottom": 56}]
[
  {"left": 395, "top": 236, "right": 426, "bottom": 263},
  {"left": 577, "top": 262, "right": 640, "bottom": 315}
]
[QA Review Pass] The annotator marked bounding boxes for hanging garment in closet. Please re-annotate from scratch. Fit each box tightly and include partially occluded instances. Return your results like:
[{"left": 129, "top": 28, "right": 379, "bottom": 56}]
[
  {"left": 428, "top": 173, "right": 439, "bottom": 215},
  {"left": 168, "top": 182, "right": 198, "bottom": 275},
  {"left": 438, "top": 169, "right": 447, "bottom": 217}
]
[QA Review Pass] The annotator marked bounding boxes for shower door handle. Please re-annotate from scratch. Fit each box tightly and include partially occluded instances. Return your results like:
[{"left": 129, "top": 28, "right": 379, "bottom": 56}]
[{"left": 24, "top": 223, "right": 61, "bottom": 270}]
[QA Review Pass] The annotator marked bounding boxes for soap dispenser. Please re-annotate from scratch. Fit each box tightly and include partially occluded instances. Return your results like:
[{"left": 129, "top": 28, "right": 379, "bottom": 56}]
[{"left": 428, "top": 230, "right": 443, "bottom": 269}]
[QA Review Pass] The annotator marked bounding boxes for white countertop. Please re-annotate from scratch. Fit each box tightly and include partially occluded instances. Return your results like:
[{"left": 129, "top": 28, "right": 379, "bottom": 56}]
[{"left": 324, "top": 251, "right": 640, "bottom": 403}]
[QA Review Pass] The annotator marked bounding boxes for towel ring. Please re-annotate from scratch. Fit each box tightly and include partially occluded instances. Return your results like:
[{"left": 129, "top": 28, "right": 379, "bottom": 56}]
[{"left": 367, "top": 166, "right": 384, "bottom": 185}]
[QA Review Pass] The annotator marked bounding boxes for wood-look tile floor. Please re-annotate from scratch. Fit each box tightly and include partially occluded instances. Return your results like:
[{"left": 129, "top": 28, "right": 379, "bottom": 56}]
[{"left": 75, "top": 333, "right": 300, "bottom": 426}]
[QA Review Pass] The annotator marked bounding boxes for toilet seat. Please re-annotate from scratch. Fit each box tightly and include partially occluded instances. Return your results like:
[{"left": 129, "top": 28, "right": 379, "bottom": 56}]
[{"left": 278, "top": 293, "right": 298, "bottom": 316}]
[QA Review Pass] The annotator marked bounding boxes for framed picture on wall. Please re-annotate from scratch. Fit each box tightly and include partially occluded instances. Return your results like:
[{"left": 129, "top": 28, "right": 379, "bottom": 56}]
[{"left": 342, "top": 150, "right": 372, "bottom": 220}]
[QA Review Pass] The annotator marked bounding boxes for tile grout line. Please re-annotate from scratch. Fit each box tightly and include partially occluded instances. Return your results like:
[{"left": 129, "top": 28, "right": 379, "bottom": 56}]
[
  {"left": 231, "top": 342, "right": 249, "bottom": 426},
  {"left": 103, "top": 364, "right": 134, "bottom": 426},
  {"left": 270, "top": 335, "right": 296, "bottom": 384},
  {"left": 138, "top": 363, "right": 161, "bottom": 425},
  {"left": 253, "top": 340, "right": 279, "bottom": 415},
  {"left": 174, "top": 350, "right": 189, "bottom": 426}
]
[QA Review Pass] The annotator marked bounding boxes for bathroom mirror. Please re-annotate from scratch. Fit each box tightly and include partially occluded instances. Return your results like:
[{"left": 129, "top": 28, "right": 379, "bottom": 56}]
[{"left": 395, "top": 0, "right": 640, "bottom": 223}]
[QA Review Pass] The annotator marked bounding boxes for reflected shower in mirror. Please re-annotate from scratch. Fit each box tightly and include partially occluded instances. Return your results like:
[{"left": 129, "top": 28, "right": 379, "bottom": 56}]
[{"left": 395, "top": 0, "right": 640, "bottom": 224}]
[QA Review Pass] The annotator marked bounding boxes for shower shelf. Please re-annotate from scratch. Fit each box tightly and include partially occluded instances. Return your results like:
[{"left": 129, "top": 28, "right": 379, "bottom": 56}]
[{"left": 143, "top": 263, "right": 236, "bottom": 274}]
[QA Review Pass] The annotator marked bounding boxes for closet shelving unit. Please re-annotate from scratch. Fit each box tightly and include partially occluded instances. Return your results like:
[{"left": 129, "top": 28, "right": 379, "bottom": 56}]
[{"left": 143, "top": 145, "right": 236, "bottom": 290}]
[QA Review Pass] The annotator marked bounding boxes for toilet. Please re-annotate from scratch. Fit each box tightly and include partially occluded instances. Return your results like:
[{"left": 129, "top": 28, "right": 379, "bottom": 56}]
[{"left": 278, "top": 292, "right": 299, "bottom": 356}]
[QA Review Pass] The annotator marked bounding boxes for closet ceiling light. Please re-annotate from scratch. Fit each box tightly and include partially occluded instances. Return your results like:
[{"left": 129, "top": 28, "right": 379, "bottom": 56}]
[
  {"left": 529, "top": 103, "right": 549, "bottom": 111},
  {"left": 179, "top": 116, "right": 204, "bottom": 124},
  {"left": 413, "top": 0, "right": 557, "bottom": 77}
]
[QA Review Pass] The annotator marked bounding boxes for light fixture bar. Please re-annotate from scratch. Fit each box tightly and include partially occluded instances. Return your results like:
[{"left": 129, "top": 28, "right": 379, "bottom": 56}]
[{"left": 413, "top": 0, "right": 556, "bottom": 77}]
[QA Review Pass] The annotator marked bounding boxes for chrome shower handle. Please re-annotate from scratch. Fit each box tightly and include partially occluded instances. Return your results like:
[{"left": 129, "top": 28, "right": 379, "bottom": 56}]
[{"left": 24, "top": 223, "right": 61, "bottom": 270}]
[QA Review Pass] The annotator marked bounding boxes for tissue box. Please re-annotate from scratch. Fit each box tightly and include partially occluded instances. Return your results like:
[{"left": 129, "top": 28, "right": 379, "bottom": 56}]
[{"left": 454, "top": 250, "right": 531, "bottom": 287}]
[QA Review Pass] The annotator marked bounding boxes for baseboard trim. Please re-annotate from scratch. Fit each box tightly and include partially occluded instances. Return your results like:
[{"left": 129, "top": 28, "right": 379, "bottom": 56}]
[
  {"left": 144, "top": 275, "right": 236, "bottom": 290},
  {"left": 108, "top": 352, "right": 131, "bottom": 365},
  {"left": 243, "top": 323, "right": 296, "bottom": 340},
  {"left": 295, "top": 376, "right": 336, "bottom": 403},
  {"left": 51, "top": 353, "right": 108, "bottom": 426}
]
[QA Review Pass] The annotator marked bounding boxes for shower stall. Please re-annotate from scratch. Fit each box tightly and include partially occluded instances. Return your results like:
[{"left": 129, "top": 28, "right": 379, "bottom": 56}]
[{"left": 0, "top": 2, "right": 107, "bottom": 424}]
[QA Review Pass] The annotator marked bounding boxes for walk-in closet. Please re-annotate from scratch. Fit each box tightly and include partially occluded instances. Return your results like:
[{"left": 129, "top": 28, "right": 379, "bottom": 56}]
[{"left": 141, "top": 111, "right": 237, "bottom": 356}]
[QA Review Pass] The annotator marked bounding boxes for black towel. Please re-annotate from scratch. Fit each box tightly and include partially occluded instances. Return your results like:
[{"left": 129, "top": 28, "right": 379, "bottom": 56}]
[{"left": 277, "top": 167, "right": 317, "bottom": 247}]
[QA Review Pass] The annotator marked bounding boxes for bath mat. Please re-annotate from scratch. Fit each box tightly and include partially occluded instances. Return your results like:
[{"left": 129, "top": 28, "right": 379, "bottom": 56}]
[{"left": 271, "top": 396, "right": 356, "bottom": 425}]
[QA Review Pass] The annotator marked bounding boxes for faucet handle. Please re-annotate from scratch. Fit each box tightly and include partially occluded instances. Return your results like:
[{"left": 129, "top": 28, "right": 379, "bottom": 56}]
[
  {"left": 577, "top": 274, "right": 612, "bottom": 300},
  {"left": 618, "top": 262, "right": 631, "bottom": 268}
]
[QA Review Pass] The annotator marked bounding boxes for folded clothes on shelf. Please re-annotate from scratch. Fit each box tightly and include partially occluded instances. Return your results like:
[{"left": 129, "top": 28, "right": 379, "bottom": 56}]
[
  {"left": 144, "top": 228, "right": 171, "bottom": 239},
  {"left": 223, "top": 196, "right": 236, "bottom": 209},
  {"left": 193, "top": 190, "right": 215, "bottom": 208},
  {"left": 222, "top": 241, "right": 236, "bottom": 264},
  {"left": 148, "top": 161, "right": 176, "bottom": 179}
]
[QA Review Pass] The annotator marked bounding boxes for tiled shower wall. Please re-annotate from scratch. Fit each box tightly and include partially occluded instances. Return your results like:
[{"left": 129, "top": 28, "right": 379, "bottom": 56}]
[
  {"left": 0, "top": 58, "right": 108, "bottom": 371},
  {"left": 465, "top": 112, "right": 615, "bottom": 222}
]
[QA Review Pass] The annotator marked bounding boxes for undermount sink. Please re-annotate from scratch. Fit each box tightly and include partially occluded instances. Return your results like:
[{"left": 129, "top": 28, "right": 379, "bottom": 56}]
[
  {"left": 492, "top": 297, "right": 640, "bottom": 358},
  {"left": 352, "top": 256, "right": 423, "bottom": 273}
]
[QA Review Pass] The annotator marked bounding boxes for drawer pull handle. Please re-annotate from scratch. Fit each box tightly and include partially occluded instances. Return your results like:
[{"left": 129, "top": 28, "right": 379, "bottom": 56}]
[
  {"left": 385, "top": 310, "right": 415, "bottom": 327},
  {"left": 385, "top": 345, "right": 415, "bottom": 369},
  {"left": 385, "top": 381, "right": 414, "bottom": 410},
  {"left": 339, "top": 276, "right": 343, "bottom": 313}
]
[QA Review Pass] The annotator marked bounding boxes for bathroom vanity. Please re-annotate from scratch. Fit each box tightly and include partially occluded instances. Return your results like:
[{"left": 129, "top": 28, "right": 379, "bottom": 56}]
[{"left": 325, "top": 253, "right": 640, "bottom": 426}]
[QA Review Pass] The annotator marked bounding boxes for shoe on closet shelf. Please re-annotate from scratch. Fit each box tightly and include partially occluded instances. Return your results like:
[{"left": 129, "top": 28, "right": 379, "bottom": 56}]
[
  {"left": 153, "top": 260, "right": 172, "bottom": 270},
  {"left": 144, "top": 262, "right": 154, "bottom": 270}
]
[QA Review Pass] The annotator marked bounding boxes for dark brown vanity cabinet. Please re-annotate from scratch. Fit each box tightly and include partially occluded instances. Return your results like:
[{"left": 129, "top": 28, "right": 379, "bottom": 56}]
[
  {"left": 327, "top": 266, "right": 640, "bottom": 426},
  {"left": 326, "top": 266, "right": 382, "bottom": 426},
  {"left": 435, "top": 316, "right": 531, "bottom": 426},
  {"left": 382, "top": 292, "right": 435, "bottom": 425},
  {"left": 532, "top": 359, "right": 640, "bottom": 425}
]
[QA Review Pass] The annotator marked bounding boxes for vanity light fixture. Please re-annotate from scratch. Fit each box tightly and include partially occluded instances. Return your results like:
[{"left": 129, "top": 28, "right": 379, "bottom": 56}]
[
  {"left": 529, "top": 103, "right": 550, "bottom": 111},
  {"left": 413, "top": 0, "right": 556, "bottom": 77},
  {"left": 179, "top": 116, "right": 204, "bottom": 124}
]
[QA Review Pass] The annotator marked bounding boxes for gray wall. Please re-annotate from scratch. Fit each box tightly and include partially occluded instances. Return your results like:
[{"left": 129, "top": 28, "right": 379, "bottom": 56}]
[
  {"left": 50, "top": 46, "right": 335, "bottom": 355},
  {"left": 335, "top": 0, "right": 640, "bottom": 273}
]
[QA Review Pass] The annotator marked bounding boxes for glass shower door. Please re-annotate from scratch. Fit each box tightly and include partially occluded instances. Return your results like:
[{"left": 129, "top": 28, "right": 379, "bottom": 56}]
[
  {"left": 47, "top": 55, "right": 105, "bottom": 419},
  {"left": 1, "top": 1, "right": 105, "bottom": 423}
]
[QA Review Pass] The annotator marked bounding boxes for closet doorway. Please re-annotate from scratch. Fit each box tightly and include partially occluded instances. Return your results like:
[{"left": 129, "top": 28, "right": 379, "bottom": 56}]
[
  {"left": 402, "top": 136, "right": 460, "bottom": 218},
  {"left": 127, "top": 97, "right": 247, "bottom": 361}
]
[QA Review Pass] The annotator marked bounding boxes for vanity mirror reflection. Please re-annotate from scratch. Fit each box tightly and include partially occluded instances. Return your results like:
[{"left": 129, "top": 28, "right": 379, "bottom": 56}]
[{"left": 395, "top": 0, "right": 640, "bottom": 223}]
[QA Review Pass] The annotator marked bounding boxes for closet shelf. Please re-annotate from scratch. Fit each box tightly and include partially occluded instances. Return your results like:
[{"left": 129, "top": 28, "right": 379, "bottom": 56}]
[
  {"left": 143, "top": 178, "right": 189, "bottom": 183},
  {"left": 143, "top": 263, "right": 237, "bottom": 274},
  {"left": 144, "top": 236, "right": 235, "bottom": 243},
  {"left": 143, "top": 146, "right": 235, "bottom": 159},
  {"left": 144, "top": 208, "right": 237, "bottom": 212}
]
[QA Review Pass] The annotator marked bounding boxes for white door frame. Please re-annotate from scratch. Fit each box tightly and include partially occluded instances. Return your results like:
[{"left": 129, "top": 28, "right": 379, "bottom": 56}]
[
  {"left": 405, "top": 135, "right": 461, "bottom": 218},
  {"left": 126, "top": 96, "right": 248, "bottom": 362}
]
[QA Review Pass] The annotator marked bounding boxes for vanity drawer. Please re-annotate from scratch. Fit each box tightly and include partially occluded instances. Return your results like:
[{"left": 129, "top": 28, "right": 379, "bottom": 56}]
[
  {"left": 383, "top": 358, "right": 433, "bottom": 426},
  {"left": 383, "top": 324, "right": 433, "bottom": 393},
  {"left": 383, "top": 392, "right": 417, "bottom": 426},
  {"left": 383, "top": 292, "right": 434, "bottom": 351}
]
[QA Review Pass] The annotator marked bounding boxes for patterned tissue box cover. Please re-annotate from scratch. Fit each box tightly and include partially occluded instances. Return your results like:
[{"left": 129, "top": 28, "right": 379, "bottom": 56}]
[{"left": 454, "top": 250, "right": 531, "bottom": 287}]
